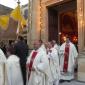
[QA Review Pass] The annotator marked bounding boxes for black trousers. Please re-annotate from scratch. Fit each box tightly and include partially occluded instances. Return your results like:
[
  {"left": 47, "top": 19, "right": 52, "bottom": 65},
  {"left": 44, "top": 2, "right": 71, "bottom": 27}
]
[{"left": 20, "top": 63, "right": 26, "bottom": 85}]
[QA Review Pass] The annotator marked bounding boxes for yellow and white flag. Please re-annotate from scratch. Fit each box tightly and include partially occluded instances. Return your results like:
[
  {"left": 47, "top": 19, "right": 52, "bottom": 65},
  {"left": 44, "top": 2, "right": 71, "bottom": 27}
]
[
  {"left": 0, "top": 4, "right": 27, "bottom": 34},
  {"left": 10, "top": 5, "right": 27, "bottom": 34}
]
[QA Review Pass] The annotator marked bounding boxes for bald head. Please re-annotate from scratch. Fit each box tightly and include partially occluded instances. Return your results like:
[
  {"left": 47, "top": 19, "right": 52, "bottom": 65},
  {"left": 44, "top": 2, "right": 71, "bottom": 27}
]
[{"left": 33, "top": 40, "right": 41, "bottom": 50}]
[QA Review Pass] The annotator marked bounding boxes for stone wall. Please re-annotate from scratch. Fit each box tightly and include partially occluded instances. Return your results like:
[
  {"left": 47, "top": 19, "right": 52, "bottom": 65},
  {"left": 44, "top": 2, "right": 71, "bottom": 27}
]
[{"left": 27, "top": 0, "right": 73, "bottom": 48}]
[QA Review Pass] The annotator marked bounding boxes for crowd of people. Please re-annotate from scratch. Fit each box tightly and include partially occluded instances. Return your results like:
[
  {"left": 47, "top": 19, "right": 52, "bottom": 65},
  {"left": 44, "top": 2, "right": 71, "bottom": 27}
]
[{"left": 0, "top": 36, "right": 78, "bottom": 85}]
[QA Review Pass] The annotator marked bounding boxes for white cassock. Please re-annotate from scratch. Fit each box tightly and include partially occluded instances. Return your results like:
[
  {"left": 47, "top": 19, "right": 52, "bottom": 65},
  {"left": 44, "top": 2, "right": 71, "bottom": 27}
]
[
  {"left": 59, "top": 42, "right": 78, "bottom": 80},
  {"left": 0, "top": 49, "right": 7, "bottom": 85},
  {"left": 26, "top": 48, "right": 52, "bottom": 85},
  {"left": 47, "top": 48, "right": 60, "bottom": 85},
  {"left": 40, "top": 44, "right": 46, "bottom": 53},
  {"left": 54, "top": 44, "right": 59, "bottom": 51},
  {"left": 6, "top": 55, "right": 23, "bottom": 85}
]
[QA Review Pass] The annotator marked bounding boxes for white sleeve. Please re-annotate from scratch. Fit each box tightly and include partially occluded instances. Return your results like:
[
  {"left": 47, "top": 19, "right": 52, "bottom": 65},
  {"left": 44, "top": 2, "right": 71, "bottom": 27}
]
[
  {"left": 0, "top": 49, "right": 6, "bottom": 63},
  {"left": 37, "top": 52, "right": 49, "bottom": 73},
  {"left": 59, "top": 45, "right": 64, "bottom": 55},
  {"left": 72, "top": 45, "right": 78, "bottom": 58},
  {"left": 49, "top": 49, "right": 60, "bottom": 77}
]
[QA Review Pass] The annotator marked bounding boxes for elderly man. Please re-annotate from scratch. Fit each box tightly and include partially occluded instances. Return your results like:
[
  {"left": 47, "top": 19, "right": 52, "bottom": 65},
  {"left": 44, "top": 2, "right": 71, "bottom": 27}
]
[
  {"left": 59, "top": 37, "right": 78, "bottom": 81},
  {"left": 46, "top": 42, "right": 60, "bottom": 85},
  {"left": 26, "top": 40, "right": 52, "bottom": 85},
  {"left": 39, "top": 40, "right": 47, "bottom": 53},
  {"left": 0, "top": 49, "right": 7, "bottom": 85}
]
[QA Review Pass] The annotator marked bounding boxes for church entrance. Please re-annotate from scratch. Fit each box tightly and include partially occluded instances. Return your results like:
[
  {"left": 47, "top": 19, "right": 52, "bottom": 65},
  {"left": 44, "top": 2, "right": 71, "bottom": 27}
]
[{"left": 47, "top": 0, "right": 78, "bottom": 48}]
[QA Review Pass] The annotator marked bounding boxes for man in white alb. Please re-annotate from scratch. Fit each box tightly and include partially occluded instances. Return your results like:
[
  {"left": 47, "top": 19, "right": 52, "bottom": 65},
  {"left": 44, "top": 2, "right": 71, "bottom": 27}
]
[
  {"left": 26, "top": 40, "right": 52, "bottom": 85},
  {"left": 59, "top": 37, "right": 78, "bottom": 81},
  {"left": 39, "top": 40, "right": 47, "bottom": 53},
  {"left": 46, "top": 42, "right": 60, "bottom": 85}
]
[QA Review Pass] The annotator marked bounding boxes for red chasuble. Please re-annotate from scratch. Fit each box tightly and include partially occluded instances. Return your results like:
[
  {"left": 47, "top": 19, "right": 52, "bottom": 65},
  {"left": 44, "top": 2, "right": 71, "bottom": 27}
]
[
  {"left": 63, "top": 43, "right": 70, "bottom": 72},
  {"left": 27, "top": 51, "right": 37, "bottom": 80}
]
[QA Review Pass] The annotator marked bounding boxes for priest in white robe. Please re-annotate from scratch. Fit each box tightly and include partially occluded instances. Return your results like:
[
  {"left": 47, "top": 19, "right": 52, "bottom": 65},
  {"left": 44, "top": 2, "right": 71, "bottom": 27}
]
[
  {"left": 39, "top": 40, "right": 47, "bottom": 53},
  {"left": 26, "top": 40, "right": 52, "bottom": 85},
  {"left": 46, "top": 42, "right": 60, "bottom": 85},
  {"left": 51, "top": 40, "right": 60, "bottom": 52},
  {"left": 6, "top": 47, "right": 23, "bottom": 85},
  {"left": 59, "top": 37, "right": 78, "bottom": 81},
  {"left": 0, "top": 48, "right": 7, "bottom": 85}
]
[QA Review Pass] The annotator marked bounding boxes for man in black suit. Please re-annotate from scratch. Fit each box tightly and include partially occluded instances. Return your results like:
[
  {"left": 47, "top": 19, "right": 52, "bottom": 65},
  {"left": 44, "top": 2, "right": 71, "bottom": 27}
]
[{"left": 14, "top": 36, "right": 29, "bottom": 85}]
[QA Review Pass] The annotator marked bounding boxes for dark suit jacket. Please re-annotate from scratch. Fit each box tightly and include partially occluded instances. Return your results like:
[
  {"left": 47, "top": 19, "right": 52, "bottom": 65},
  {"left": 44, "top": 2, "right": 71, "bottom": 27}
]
[{"left": 14, "top": 41, "right": 29, "bottom": 65}]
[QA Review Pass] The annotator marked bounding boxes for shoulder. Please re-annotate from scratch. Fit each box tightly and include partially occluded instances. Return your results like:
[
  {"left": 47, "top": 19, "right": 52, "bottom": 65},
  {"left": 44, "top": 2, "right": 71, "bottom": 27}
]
[
  {"left": 0, "top": 49, "right": 6, "bottom": 57},
  {"left": 0, "top": 49, "right": 4, "bottom": 53},
  {"left": 70, "top": 42, "right": 75, "bottom": 47},
  {"left": 60, "top": 43, "right": 65, "bottom": 47},
  {"left": 7, "top": 55, "right": 19, "bottom": 62}
]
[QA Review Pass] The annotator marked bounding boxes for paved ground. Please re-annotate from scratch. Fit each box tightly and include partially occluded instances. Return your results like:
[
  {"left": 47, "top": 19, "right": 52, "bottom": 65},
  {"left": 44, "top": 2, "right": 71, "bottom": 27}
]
[{"left": 59, "top": 80, "right": 85, "bottom": 85}]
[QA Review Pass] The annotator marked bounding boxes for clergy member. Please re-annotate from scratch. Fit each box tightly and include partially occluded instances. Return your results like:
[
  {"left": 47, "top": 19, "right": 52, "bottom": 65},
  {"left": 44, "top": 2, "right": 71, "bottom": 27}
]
[
  {"left": 46, "top": 42, "right": 60, "bottom": 85},
  {"left": 6, "top": 47, "right": 23, "bottom": 85},
  {"left": 26, "top": 40, "right": 52, "bottom": 85},
  {"left": 0, "top": 48, "right": 7, "bottom": 85},
  {"left": 39, "top": 40, "right": 47, "bottom": 53},
  {"left": 51, "top": 40, "right": 60, "bottom": 52},
  {"left": 59, "top": 37, "right": 78, "bottom": 81}
]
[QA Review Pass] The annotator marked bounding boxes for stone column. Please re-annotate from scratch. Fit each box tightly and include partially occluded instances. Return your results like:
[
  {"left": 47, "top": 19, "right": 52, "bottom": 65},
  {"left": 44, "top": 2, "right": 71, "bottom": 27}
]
[
  {"left": 27, "top": 0, "right": 41, "bottom": 48},
  {"left": 77, "top": 0, "right": 85, "bottom": 52},
  {"left": 77, "top": 0, "right": 85, "bottom": 82},
  {"left": 27, "top": 0, "right": 32, "bottom": 48},
  {"left": 40, "top": 1, "right": 49, "bottom": 42}
]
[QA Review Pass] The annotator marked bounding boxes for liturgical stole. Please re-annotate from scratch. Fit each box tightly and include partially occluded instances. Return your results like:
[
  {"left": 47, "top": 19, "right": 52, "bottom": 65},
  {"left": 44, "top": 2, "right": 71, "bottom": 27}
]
[
  {"left": 63, "top": 43, "right": 70, "bottom": 72},
  {"left": 28, "top": 51, "right": 37, "bottom": 80}
]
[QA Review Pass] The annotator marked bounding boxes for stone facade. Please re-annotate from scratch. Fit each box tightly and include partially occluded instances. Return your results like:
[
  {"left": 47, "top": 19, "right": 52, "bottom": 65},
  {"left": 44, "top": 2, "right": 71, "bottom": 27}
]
[{"left": 27, "top": 0, "right": 85, "bottom": 51}]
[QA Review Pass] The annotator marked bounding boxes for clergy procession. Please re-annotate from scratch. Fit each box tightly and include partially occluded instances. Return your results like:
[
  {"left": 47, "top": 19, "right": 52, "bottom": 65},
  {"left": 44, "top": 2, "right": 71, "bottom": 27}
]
[{"left": 0, "top": 35, "right": 78, "bottom": 85}]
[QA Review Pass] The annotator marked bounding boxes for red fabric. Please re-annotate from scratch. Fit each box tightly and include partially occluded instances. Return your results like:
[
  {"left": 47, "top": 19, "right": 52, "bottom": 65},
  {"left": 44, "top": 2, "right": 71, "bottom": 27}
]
[
  {"left": 27, "top": 51, "right": 37, "bottom": 80},
  {"left": 63, "top": 43, "right": 70, "bottom": 72}
]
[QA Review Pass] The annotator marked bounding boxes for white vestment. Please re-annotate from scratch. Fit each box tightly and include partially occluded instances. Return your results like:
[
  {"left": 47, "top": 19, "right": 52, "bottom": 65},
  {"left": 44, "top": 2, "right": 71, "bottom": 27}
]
[
  {"left": 0, "top": 49, "right": 7, "bottom": 85},
  {"left": 59, "top": 42, "right": 78, "bottom": 80},
  {"left": 26, "top": 48, "right": 52, "bottom": 85},
  {"left": 47, "top": 48, "right": 60, "bottom": 85},
  {"left": 54, "top": 44, "right": 60, "bottom": 52},
  {"left": 40, "top": 44, "right": 46, "bottom": 53},
  {"left": 6, "top": 55, "right": 23, "bottom": 85}
]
